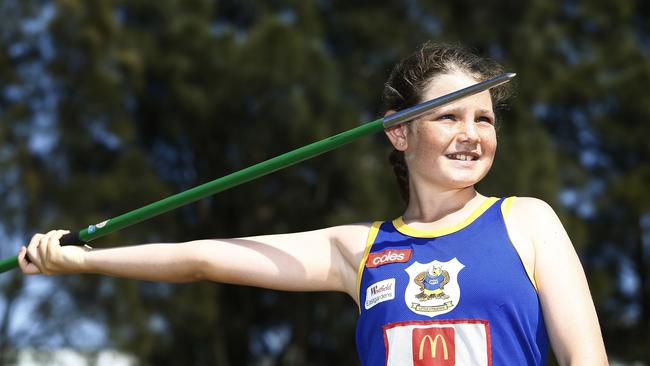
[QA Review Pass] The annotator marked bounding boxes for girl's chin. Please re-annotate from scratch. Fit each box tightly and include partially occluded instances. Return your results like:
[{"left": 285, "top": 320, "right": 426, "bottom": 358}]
[
  {"left": 441, "top": 174, "right": 485, "bottom": 188},
  {"left": 413, "top": 165, "right": 490, "bottom": 188},
  {"left": 446, "top": 181, "right": 481, "bottom": 190},
  {"left": 439, "top": 163, "right": 491, "bottom": 185}
]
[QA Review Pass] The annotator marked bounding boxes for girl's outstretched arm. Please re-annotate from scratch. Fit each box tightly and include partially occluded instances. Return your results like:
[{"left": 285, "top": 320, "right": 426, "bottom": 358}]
[{"left": 18, "top": 224, "right": 371, "bottom": 299}]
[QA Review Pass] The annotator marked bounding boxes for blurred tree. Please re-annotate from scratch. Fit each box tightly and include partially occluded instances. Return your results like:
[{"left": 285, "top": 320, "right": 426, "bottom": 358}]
[
  {"left": 0, "top": 0, "right": 87, "bottom": 364},
  {"left": 1, "top": 0, "right": 649, "bottom": 365}
]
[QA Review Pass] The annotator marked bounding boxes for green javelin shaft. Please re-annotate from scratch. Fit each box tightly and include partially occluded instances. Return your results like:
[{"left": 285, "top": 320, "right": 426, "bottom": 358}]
[
  {"left": 0, "top": 119, "right": 384, "bottom": 273},
  {"left": 0, "top": 72, "right": 515, "bottom": 274}
]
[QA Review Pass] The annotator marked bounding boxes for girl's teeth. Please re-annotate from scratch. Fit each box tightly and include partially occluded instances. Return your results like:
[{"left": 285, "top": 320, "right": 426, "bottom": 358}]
[{"left": 448, "top": 154, "right": 475, "bottom": 161}]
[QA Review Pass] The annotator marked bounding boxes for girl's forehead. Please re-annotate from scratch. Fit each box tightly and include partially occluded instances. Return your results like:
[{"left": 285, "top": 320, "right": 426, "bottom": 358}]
[{"left": 422, "top": 71, "right": 494, "bottom": 110}]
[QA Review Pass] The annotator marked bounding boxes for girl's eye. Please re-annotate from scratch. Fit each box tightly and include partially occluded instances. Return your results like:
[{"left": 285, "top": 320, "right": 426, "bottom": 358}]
[
  {"left": 477, "top": 116, "right": 494, "bottom": 124},
  {"left": 439, "top": 114, "right": 455, "bottom": 121}
]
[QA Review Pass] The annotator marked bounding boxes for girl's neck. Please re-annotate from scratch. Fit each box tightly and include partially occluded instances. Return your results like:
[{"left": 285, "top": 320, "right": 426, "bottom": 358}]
[{"left": 403, "top": 186, "right": 483, "bottom": 223}]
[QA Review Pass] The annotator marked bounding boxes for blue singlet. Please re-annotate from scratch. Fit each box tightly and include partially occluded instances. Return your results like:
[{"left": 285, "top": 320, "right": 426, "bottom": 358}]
[{"left": 355, "top": 197, "right": 549, "bottom": 365}]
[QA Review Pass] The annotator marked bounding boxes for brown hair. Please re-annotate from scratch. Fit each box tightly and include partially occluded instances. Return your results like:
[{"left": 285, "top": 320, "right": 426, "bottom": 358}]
[{"left": 382, "top": 42, "right": 512, "bottom": 203}]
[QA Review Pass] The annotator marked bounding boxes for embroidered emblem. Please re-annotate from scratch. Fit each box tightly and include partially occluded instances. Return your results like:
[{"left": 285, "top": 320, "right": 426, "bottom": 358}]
[
  {"left": 414, "top": 264, "right": 450, "bottom": 301},
  {"left": 404, "top": 258, "right": 465, "bottom": 317}
]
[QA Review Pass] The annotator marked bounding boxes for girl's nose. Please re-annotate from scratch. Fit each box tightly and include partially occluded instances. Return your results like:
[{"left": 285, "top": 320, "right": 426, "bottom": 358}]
[{"left": 457, "top": 119, "right": 480, "bottom": 143}]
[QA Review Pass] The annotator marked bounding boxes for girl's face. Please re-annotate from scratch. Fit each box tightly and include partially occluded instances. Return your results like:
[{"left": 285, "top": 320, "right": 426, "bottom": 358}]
[{"left": 387, "top": 70, "right": 497, "bottom": 191}]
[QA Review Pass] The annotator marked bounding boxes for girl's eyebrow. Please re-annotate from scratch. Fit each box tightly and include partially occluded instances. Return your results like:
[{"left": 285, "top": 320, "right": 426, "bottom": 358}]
[
  {"left": 430, "top": 106, "right": 461, "bottom": 114},
  {"left": 432, "top": 106, "right": 495, "bottom": 115},
  {"left": 416, "top": 106, "right": 495, "bottom": 120},
  {"left": 416, "top": 107, "right": 457, "bottom": 121},
  {"left": 476, "top": 108, "right": 496, "bottom": 116}
]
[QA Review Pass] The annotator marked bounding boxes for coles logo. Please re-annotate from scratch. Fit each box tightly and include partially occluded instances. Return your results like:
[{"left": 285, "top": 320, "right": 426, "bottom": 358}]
[{"left": 367, "top": 249, "right": 413, "bottom": 268}]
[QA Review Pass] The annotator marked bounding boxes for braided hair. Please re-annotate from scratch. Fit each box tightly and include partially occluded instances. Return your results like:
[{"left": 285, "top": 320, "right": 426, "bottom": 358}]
[{"left": 382, "top": 42, "right": 512, "bottom": 203}]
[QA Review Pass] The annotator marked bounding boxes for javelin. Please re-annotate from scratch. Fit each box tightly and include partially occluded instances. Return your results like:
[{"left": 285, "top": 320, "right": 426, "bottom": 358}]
[{"left": 0, "top": 73, "right": 515, "bottom": 274}]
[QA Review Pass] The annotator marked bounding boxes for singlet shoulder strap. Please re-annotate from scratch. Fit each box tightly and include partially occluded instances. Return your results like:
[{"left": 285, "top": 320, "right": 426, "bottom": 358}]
[
  {"left": 501, "top": 196, "right": 538, "bottom": 291},
  {"left": 356, "top": 221, "right": 382, "bottom": 311}
]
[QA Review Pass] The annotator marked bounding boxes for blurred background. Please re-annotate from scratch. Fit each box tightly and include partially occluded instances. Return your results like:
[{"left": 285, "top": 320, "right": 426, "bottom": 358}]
[{"left": 0, "top": 0, "right": 648, "bottom": 365}]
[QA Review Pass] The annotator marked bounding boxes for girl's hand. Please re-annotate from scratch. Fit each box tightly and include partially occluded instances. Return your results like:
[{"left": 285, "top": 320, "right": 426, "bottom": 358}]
[{"left": 18, "top": 230, "right": 89, "bottom": 275}]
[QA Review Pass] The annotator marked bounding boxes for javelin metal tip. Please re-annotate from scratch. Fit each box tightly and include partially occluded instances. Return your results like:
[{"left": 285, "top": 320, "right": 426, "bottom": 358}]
[{"left": 382, "top": 72, "right": 517, "bottom": 129}]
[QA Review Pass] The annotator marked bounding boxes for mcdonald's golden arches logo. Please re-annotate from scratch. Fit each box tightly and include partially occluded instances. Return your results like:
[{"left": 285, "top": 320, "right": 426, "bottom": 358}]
[
  {"left": 411, "top": 327, "right": 455, "bottom": 365},
  {"left": 384, "top": 319, "right": 490, "bottom": 365}
]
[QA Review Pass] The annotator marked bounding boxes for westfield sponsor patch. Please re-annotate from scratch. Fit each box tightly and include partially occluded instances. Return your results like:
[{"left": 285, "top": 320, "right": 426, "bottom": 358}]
[
  {"left": 365, "top": 278, "right": 396, "bottom": 310},
  {"left": 366, "top": 249, "right": 412, "bottom": 268}
]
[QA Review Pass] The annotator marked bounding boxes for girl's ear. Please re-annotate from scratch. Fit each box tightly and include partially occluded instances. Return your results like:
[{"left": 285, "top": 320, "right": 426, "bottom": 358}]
[{"left": 384, "top": 110, "right": 409, "bottom": 151}]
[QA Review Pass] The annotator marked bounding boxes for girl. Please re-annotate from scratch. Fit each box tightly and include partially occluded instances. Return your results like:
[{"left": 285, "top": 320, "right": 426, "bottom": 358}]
[{"left": 18, "top": 42, "right": 607, "bottom": 365}]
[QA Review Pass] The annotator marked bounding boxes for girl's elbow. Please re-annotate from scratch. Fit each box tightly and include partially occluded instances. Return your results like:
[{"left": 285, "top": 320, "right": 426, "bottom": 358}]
[
  {"left": 556, "top": 346, "right": 608, "bottom": 366},
  {"left": 182, "top": 241, "right": 211, "bottom": 282}
]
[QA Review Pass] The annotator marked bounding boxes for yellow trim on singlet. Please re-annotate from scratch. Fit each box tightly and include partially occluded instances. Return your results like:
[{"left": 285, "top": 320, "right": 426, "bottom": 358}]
[
  {"left": 501, "top": 196, "right": 538, "bottom": 291},
  {"left": 392, "top": 197, "right": 499, "bottom": 238},
  {"left": 356, "top": 221, "right": 382, "bottom": 312}
]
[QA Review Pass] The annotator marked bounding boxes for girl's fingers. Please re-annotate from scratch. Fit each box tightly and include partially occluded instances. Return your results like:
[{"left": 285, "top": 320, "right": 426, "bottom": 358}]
[
  {"left": 55, "top": 229, "right": 69, "bottom": 239},
  {"left": 19, "top": 246, "right": 41, "bottom": 275},
  {"left": 38, "top": 230, "right": 57, "bottom": 263},
  {"left": 47, "top": 230, "right": 67, "bottom": 265},
  {"left": 20, "top": 230, "right": 74, "bottom": 275},
  {"left": 17, "top": 246, "right": 29, "bottom": 273},
  {"left": 41, "top": 230, "right": 65, "bottom": 275},
  {"left": 26, "top": 233, "right": 43, "bottom": 271}
]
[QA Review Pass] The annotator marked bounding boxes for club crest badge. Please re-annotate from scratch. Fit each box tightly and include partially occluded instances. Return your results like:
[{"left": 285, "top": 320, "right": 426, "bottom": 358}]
[{"left": 404, "top": 258, "right": 465, "bottom": 317}]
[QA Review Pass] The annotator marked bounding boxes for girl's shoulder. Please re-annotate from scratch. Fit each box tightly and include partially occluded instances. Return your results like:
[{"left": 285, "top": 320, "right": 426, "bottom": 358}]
[
  {"left": 508, "top": 196, "right": 555, "bottom": 211},
  {"left": 505, "top": 196, "right": 567, "bottom": 252},
  {"left": 506, "top": 196, "right": 561, "bottom": 229},
  {"left": 502, "top": 196, "right": 564, "bottom": 288},
  {"left": 326, "top": 222, "right": 376, "bottom": 253}
]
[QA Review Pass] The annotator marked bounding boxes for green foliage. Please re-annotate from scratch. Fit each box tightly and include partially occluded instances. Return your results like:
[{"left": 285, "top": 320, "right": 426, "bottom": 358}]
[{"left": 1, "top": 0, "right": 649, "bottom": 364}]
